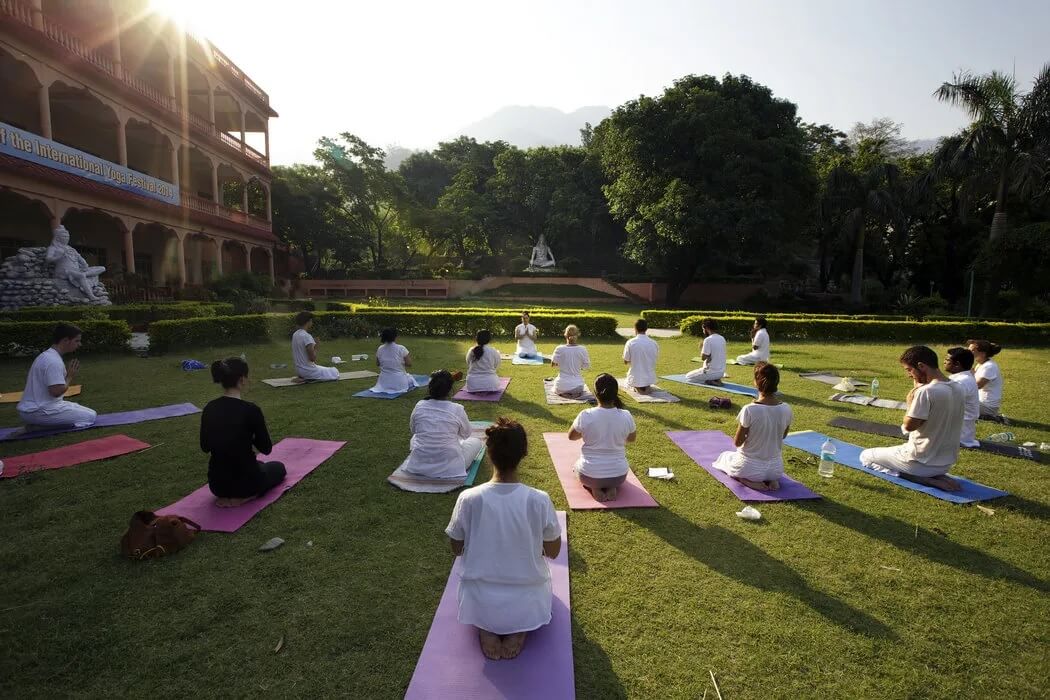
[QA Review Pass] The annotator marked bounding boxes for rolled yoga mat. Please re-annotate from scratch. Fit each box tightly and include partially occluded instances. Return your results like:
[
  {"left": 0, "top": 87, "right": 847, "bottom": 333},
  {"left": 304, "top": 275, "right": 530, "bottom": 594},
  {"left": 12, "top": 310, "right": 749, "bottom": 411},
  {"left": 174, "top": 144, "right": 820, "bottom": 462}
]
[
  {"left": 0, "top": 434, "right": 150, "bottom": 479},
  {"left": 155, "top": 438, "right": 346, "bottom": 532},
  {"left": 827, "top": 416, "right": 1048, "bottom": 464},
  {"left": 262, "top": 370, "right": 377, "bottom": 387},
  {"left": 454, "top": 377, "right": 511, "bottom": 402},
  {"left": 405, "top": 511, "right": 574, "bottom": 700},
  {"left": 353, "top": 374, "right": 430, "bottom": 399},
  {"left": 0, "top": 403, "right": 201, "bottom": 442},
  {"left": 783, "top": 430, "right": 1009, "bottom": 504},
  {"left": 667, "top": 430, "right": 821, "bottom": 502},
  {"left": 0, "top": 385, "right": 81, "bottom": 404},
  {"left": 388, "top": 421, "right": 491, "bottom": 493},
  {"left": 660, "top": 374, "right": 759, "bottom": 398},
  {"left": 542, "top": 432, "right": 658, "bottom": 509}
]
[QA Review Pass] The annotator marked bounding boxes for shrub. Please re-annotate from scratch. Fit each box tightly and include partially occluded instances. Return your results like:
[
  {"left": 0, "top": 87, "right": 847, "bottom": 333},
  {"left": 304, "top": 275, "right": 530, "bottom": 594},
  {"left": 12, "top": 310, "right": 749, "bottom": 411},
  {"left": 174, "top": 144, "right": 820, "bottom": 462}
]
[
  {"left": 0, "top": 302, "right": 234, "bottom": 325},
  {"left": 0, "top": 320, "right": 131, "bottom": 356},
  {"left": 350, "top": 309, "right": 617, "bottom": 338},
  {"left": 641, "top": 309, "right": 909, "bottom": 327}
]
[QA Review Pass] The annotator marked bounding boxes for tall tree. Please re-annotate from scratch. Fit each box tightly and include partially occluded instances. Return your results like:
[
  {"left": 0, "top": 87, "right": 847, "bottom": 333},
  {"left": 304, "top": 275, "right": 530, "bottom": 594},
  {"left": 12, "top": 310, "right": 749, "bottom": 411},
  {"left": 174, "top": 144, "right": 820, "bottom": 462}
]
[{"left": 270, "top": 164, "right": 359, "bottom": 276}]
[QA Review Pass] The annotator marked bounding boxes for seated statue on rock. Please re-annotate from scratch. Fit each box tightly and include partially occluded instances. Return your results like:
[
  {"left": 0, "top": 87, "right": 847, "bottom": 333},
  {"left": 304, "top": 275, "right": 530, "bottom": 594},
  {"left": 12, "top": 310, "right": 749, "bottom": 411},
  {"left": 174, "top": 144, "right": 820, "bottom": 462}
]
[
  {"left": 46, "top": 225, "right": 106, "bottom": 302},
  {"left": 528, "top": 234, "right": 556, "bottom": 270}
]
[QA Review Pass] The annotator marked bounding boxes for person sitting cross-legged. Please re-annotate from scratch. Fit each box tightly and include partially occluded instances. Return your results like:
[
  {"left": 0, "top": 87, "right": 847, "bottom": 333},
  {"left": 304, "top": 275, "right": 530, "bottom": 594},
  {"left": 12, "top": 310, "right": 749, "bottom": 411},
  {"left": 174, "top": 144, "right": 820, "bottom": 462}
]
[
  {"left": 685, "top": 318, "right": 726, "bottom": 385},
  {"left": 404, "top": 370, "right": 484, "bottom": 480},
  {"left": 944, "top": 346, "right": 980, "bottom": 448},
  {"left": 291, "top": 311, "right": 340, "bottom": 383},
  {"left": 464, "top": 329, "right": 503, "bottom": 393},
  {"left": 623, "top": 318, "right": 659, "bottom": 394},
  {"left": 550, "top": 324, "right": 591, "bottom": 399},
  {"left": 967, "top": 338, "right": 1005, "bottom": 421},
  {"left": 735, "top": 316, "right": 771, "bottom": 365},
  {"left": 371, "top": 327, "right": 416, "bottom": 394},
  {"left": 16, "top": 322, "right": 97, "bottom": 430},
  {"left": 514, "top": 311, "right": 540, "bottom": 358}
]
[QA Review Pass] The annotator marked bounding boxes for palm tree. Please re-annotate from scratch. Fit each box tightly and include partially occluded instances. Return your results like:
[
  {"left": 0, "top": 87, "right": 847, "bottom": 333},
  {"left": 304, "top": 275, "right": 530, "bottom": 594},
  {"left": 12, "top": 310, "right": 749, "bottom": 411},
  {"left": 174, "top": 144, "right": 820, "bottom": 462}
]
[{"left": 934, "top": 65, "right": 1050, "bottom": 313}]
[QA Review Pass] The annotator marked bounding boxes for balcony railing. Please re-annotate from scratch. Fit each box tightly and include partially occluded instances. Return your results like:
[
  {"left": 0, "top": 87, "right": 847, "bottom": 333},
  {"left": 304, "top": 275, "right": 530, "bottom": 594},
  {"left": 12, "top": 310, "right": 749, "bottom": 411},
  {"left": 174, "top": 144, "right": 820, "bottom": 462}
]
[
  {"left": 0, "top": 0, "right": 270, "bottom": 170},
  {"left": 182, "top": 193, "right": 271, "bottom": 232}
]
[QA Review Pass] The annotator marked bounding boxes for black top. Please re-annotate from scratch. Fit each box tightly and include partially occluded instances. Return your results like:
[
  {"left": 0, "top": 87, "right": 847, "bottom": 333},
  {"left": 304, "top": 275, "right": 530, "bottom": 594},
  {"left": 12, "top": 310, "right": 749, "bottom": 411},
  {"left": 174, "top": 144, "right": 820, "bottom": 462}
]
[{"left": 200, "top": 396, "right": 273, "bottom": 496}]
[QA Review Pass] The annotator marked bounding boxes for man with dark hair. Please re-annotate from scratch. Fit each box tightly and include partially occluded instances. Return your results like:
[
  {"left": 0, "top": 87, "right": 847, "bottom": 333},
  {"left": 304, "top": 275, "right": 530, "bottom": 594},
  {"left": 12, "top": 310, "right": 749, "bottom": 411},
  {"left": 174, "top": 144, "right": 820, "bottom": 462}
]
[
  {"left": 859, "top": 345, "right": 965, "bottom": 491},
  {"left": 945, "top": 347, "right": 980, "bottom": 447},
  {"left": 291, "top": 311, "right": 340, "bottom": 383},
  {"left": 623, "top": 319, "right": 658, "bottom": 394},
  {"left": 735, "top": 316, "right": 771, "bottom": 365},
  {"left": 16, "top": 323, "right": 96, "bottom": 429},
  {"left": 685, "top": 318, "right": 726, "bottom": 385}
]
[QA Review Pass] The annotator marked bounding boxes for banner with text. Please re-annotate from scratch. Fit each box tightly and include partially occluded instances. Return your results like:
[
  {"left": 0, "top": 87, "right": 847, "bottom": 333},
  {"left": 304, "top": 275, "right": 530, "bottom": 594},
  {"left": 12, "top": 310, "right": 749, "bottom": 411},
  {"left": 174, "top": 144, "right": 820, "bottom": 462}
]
[{"left": 0, "top": 121, "right": 180, "bottom": 206}]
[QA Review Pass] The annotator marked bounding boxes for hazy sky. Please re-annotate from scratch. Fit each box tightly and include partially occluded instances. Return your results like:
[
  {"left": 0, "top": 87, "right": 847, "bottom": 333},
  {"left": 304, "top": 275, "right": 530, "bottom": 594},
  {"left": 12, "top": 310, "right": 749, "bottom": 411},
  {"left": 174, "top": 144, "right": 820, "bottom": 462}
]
[{"left": 157, "top": 0, "right": 1049, "bottom": 166}]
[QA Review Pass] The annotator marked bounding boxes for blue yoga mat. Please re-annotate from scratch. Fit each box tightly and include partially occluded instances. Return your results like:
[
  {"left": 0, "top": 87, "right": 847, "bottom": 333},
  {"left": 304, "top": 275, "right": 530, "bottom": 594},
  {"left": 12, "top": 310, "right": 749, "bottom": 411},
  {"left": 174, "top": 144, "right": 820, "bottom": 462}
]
[
  {"left": 783, "top": 430, "right": 1009, "bottom": 504},
  {"left": 510, "top": 353, "right": 547, "bottom": 366},
  {"left": 0, "top": 403, "right": 202, "bottom": 442},
  {"left": 353, "top": 374, "right": 430, "bottom": 400},
  {"left": 660, "top": 374, "right": 758, "bottom": 398}
]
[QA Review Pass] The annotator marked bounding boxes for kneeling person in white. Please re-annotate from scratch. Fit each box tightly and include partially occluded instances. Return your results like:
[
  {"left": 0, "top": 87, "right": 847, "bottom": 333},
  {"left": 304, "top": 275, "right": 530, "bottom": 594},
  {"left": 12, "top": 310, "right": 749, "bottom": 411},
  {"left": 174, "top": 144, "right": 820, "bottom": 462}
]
[
  {"left": 446, "top": 418, "right": 561, "bottom": 661},
  {"left": 623, "top": 319, "right": 659, "bottom": 393},
  {"left": 371, "top": 327, "right": 417, "bottom": 394},
  {"left": 551, "top": 324, "right": 590, "bottom": 398},
  {"left": 514, "top": 311, "right": 540, "bottom": 358},
  {"left": 569, "top": 374, "right": 637, "bottom": 502},
  {"left": 713, "top": 362, "right": 792, "bottom": 491},
  {"left": 17, "top": 322, "right": 96, "bottom": 429},
  {"left": 465, "top": 329, "right": 502, "bottom": 393},
  {"left": 685, "top": 318, "right": 726, "bottom": 384},
  {"left": 735, "top": 316, "right": 770, "bottom": 365},
  {"left": 860, "top": 346, "right": 965, "bottom": 492},
  {"left": 945, "top": 347, "right": 980, "bottom": 447},
  {"left": 291, "top": 311, "right": 340, "bottom": 382},
  {"left": 405, "top": 371, "right": 484, "bottom": 479}
]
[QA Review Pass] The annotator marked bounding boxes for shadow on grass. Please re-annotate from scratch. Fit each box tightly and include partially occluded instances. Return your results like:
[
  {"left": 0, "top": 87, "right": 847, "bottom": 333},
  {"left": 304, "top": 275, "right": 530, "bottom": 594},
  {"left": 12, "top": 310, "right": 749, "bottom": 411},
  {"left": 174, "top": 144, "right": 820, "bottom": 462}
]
[
  {"left": 618, "top": 508, "right": 896, "bottom": 639},
  {"left": 571, "top": 617, "right": 626, "bottom": 699},
  {"left": 790, "top": 499, "right": 1050, "bottom": 591},
  {"left": 999, "top": 495, "right": 1050, "bottom": 522}
]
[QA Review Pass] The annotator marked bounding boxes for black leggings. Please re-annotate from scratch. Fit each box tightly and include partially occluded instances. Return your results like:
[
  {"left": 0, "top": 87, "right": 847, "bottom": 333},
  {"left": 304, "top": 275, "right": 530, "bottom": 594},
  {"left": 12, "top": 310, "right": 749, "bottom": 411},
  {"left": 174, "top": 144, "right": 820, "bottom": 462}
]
[
  {"left": 255, "top": 461, "right": 287, "bottom": 496},
  {"left": 210, "top": 461, "right": 287, "bottom": 499}
]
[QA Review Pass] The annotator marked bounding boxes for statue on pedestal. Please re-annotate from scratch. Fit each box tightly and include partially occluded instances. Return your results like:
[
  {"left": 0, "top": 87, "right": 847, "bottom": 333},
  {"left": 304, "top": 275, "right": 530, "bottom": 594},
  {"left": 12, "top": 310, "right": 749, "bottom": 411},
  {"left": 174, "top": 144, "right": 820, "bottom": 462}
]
[
  {"left": 527, "top": 234, "right": 556, "bottom": 271},
  {"left": 0, "top": 224, "right": 111, "bottom": 310},
  {"left": 46, "top": 225, "right": 107, "bottom": 302}
]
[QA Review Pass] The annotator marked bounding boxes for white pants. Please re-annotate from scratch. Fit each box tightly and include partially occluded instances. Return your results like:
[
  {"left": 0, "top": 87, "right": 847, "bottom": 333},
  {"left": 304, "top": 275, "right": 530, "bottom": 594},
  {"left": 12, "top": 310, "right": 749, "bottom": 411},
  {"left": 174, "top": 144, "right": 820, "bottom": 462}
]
[
  {"left": 735, "top": 350, "right": 769, "bottom": 365},
  {"left": 859, "top": 445, "right": 950, "bottom": 478},
  {"left": 960, "top": 419, "right": 979, "bottom": 448},
  {"left": 18, "top": 401, "right": 97, "bottom": 429},
  {"left": 465, "top": 371, "right": 501, "bottom": 393},
  {"left": 712, "top": 450, "right": 784, "bottom": 482},
  {"left": 404, "top": 437, "right": 484, "bottom": 480},
  {"left": 685, "top": 367, "right": 723, "bottom": 383},
  {"left": 298, "top": 364, "right": 340, "bottom": 381},
  {"left": 372, "top": 369, "right": 417, "bottom": 394}
]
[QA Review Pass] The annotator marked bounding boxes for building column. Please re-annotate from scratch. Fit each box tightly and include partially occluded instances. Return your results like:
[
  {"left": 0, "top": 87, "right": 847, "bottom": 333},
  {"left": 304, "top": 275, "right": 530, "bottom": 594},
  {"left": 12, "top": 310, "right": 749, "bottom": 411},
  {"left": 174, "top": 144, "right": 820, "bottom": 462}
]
[
  {"left": 117, "top": 120, "right": 127, "bottom": 166},
  {"left": 170, "top": 147, "right": 179, "bottom": 187},
  {"left": 264, "top": 122, "right": 270, "bottom": 159},
  {"left": 264, "top": 185, "right": 272, "bottom": 222},
  {"left": 267, "top": 247, "right": 275, "bottom": 282},
  {"left": 243, "top": 243, "right": 255, "bottom": 274},
  {"left": 241, "top": 183, "right": 248, "bottom": 213},
  {"left": 166, "top": 54, "right": 176, "bottom": 109},
  {"left": 175, "top": 234, "right": 187, "bottom": 286},
  {"left": 111, "top": 8, "right": 123, "bottom": 77},
  {"left": 31, "top": 0, "right": 43, "bottom": 30},
  {"left": 190, "top": 235, "right": 203, "bottom": 284},
  {"left": 214, "top": 238, "right": 223, "bottom": 277},
  {"left": 211, "top": 164, "right": 219, "bottom": 204},
  {"left": 208, "top": 89, "right": 215, "bottom": 127},
  {"left": 123, "top": 227, "right": 136, "bottom": 274},
  {"left": 38, "top": 84, "right": 52, "bottom": 139},
  {"left": 239, "top": 109, "right": 246, "bottom": 153}
]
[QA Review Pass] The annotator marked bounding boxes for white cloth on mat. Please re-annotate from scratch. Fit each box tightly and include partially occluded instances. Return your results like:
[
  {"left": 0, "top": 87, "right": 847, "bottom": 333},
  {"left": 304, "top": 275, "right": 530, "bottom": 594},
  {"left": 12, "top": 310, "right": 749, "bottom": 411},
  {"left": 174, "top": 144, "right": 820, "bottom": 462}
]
[
  {"left": 445, "top": 482, "right": 561, "bottom": 635},
  {"left": 404, "top": 399, "right": 481, "bottom": 479},
  {"left": 292, "top": 329, "right": 339, "bottom": 381},
  {"left": 949, "top": 371, "right": 980, "bottom": 447},
  {"left": 735, "top": 328, "right": 770, "bottom": 365},
  {"left": 16, "top": 348, "right": 96, "bottom": 428},
  {"left": 974, "top": 360, "right": 1002, "bottom": 413},
  {"left": 514, "top": 323, "right": 538, "bottom": 357},
  {"left": 372, "top": 342, "right": 416, "bottom": 393},
  {"left": 859, "top": 380, "right": 963, "bottom": 477},
  {"left": 623, "top": 333, "right": 659, "bottom": 389},
  {"left": 465, "top": 346, "right": 502, "bottom": 393},
  {"left": 551, "top": 344, "right": 590, "bottom": 394},
  {"left": 712, "top": 402, "right": 793, "bottom": 481},
  {"left": 570, "top": 406, "right": 635, "bottom": 479}
]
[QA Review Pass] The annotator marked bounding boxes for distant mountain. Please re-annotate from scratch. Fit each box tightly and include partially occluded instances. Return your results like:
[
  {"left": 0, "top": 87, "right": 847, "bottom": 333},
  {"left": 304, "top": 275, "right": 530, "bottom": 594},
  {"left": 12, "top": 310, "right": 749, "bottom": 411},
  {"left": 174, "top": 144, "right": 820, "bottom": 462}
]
[{"left": 451, "top": 105, "right": 612, "bottom": 148}]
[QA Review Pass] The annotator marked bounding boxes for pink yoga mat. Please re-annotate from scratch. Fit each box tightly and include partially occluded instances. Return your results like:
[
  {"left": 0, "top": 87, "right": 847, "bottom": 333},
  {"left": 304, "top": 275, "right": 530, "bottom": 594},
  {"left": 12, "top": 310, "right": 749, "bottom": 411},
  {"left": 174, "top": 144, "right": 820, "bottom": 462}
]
[
  {"left": 405, "top": 511, "right": 574, "bottom": 700},
  {"left": 542, "top": 432, "right": 658, "bottom": 510},
  {"left": 453, "top": 377, "right": 512, "bottom": 402},
  {"left": 155, "top": 438, "right": 345, "bottom": 532},
  {"left": 1, "top": 434, "right": 150, "bottom": 479},
  {"left": 667, "top": 430, "right": 821, "bottom": 502}
]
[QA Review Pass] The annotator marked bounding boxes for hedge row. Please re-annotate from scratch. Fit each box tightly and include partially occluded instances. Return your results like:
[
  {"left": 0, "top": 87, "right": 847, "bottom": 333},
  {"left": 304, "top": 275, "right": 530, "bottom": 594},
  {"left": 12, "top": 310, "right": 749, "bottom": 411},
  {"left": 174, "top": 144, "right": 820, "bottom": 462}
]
[
  {"left": 642, "top": 309, "right": 916, "bottom": 327},
  {"left": 679, "top": 315, "right": 1050, "bottom": 346},
  {"left": 0, "top": 320, "right": 131, "bottom": 356},
  {"left": 0, "top": 302, "right": 234, "bottom": 325},
  {"left": 348, "top": 310, "right": 617, "bottom": 338},
  {"left": 334, "top": 303, "right": 587, "bottom": 314}
]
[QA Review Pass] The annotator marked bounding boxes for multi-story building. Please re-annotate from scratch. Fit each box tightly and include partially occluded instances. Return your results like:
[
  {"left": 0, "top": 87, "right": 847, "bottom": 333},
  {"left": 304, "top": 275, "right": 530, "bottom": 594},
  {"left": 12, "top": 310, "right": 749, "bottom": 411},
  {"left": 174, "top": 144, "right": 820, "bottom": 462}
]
[{"left": 0, "top": 0, "right": 291, "bottom": 297}]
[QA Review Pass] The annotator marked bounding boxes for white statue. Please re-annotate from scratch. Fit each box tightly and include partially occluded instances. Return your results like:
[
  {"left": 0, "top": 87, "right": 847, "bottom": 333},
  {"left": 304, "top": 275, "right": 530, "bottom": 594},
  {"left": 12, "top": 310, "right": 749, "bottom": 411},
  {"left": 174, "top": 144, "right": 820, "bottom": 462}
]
[
  {"left": 529, "top": 234, "right": 556, "bottom": 269},
  {"left": 46, "top": 225, "right": 106, "bottom": 301}
]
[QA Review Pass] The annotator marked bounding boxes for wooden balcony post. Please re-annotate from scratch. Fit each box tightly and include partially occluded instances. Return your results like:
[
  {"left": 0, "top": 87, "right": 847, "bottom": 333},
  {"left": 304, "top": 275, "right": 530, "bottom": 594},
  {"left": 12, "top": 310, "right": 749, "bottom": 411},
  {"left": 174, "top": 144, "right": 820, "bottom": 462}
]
[
  {"left": 38, "top": 84, "right": 52, "bottom": 138},
  {"left": 117, "top": 119, "right": 127, "bottom": 166},
  {"left": 123, "top": 227, "right": 136, "bottom": 274},
  {"left": 211, "top": 163, "right": 219, "bottom": 204},
  {"left": 31, "top": 0, "right": 43, "bottom": 30}
]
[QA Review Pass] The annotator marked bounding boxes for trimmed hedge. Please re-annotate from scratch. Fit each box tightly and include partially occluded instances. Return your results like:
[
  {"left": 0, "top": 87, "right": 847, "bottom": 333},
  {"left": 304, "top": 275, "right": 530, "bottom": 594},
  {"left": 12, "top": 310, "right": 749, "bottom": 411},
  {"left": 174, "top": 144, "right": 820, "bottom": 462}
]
[
  {"left": 679, "top": 315, "right": 1050, "bottom": 346},
  {"left": 0, "top": 320, "right": 131, "bottom": 356},
  {"left": 642, "top": 309, "right": 914, "bottom": 327},
  {"left": 333, "top": 303, "right": 587, "bottom": 314},
  {"left": 0, "top": 302, "right": 234, "bottom": 325}
]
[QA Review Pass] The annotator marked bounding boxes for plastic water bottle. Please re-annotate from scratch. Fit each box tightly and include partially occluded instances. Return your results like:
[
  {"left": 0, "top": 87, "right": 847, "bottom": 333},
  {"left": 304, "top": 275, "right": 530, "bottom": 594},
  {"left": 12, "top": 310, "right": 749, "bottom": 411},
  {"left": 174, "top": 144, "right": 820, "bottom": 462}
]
[
  {"left": 870, "top": 377, "right": 879, "bottom": 398},
  {"left": 818, "top": 438, "right": 836, "bottom": 478},
  {"left": 986, "top": 432, "right": 1014, "bottom": 443}
]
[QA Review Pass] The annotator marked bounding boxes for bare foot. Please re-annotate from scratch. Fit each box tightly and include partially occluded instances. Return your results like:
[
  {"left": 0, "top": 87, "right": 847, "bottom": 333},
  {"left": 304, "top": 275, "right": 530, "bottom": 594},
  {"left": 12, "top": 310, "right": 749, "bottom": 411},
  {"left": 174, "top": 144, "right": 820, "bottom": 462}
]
[
  {"left": 215, "top": 496, "right": 253, "bottom": 508},
  {"left": 900, "top": 473, "right": 963, "bottom": 492},
  {"left": 737, "top": 477, "right": 770, "bottom": 491},
  {"left": 704, "top": 379, "right": 724, "bottom": 386},
  {"left": 291, "top": 377, "right": 306, "bottom": 384},
  {"left": 605, "top": 486, "right": 619, "bottom": 501},
  {"left": 501, "top": 632, "right": 527, "bottom": 659},
  {"left": 636, "top": 386, "right": 651, "bottom": 394},
  {"left": 478, "top": 629, "right": 502, "bottom": 660},
  {"left": 595, "top": 488, "right": 610, "bottom": 503},
  {"left": 766, "top": 479, "right": 781, "bottom": 491}
]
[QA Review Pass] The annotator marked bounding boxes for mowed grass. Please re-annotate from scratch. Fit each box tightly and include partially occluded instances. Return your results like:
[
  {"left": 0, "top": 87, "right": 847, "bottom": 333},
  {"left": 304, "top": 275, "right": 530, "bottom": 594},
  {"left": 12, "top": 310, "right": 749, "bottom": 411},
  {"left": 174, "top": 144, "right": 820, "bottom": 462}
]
[{"left": 0, "top": 334, "right": 1048, "bottom": 699}]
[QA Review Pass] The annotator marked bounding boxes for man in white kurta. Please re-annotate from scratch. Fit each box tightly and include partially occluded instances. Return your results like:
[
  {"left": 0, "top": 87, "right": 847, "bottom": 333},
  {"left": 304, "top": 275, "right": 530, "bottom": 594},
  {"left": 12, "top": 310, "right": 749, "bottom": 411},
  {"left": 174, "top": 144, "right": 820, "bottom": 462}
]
[
  {"left": 292, "top": 312, "right": 340, "bottom": 382},
  {"left": 685, "top": 319, "right": 727, "bottom": 384},
  {"left": 735, "top": 318, "right": 770, "bottom": 365},
  {"left": 945, "top": 347, "right": 980, "bottom": 447},
  {"left": 623, "top": 320, "right": 659, "bottom": 392},
  {"left": 514, "top": 312, "right": 539, "bottom": 357},
  {"left": 17, "top": 324, "right": 96, "bottom": 429}
]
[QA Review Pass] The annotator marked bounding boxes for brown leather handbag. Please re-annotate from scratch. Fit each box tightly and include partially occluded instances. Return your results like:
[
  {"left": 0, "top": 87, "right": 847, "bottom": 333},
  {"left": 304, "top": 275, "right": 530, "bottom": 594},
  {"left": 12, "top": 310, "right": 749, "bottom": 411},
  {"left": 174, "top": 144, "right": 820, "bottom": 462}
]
[{"left": 120, "top": 510, "right": 201, "bottom": 560}]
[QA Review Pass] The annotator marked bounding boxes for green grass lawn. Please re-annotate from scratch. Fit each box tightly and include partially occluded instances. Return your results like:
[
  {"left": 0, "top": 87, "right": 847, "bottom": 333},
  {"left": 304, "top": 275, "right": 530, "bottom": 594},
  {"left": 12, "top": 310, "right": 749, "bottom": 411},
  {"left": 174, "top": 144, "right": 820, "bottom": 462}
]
[{"left": 1, "top": 335, "right": 1048, "bottom": 698}]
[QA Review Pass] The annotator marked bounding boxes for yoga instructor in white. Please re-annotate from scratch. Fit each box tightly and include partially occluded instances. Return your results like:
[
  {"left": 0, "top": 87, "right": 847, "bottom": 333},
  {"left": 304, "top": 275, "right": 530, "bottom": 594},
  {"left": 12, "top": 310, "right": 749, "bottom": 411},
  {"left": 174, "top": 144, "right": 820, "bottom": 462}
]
[
  {"left": 16, "top": 322, "right": 96, "bottom": 430},
  {"left": 404, "top": 370, "right": 484, "bottom": 479},
  {"left": 735, "top": 316, "right": 770, "bottom": 365},
  {"left": 291, "top": 311, "right": 340, "bottom": 382},
  {"left": 446, "top": 418, "right": 561, "bottom": 660},
  {"left": 685, "top": 318, "right": 726, "bottom": 385},
  {"left": 514, "top": 311, "right": 540, "bottom": 358}
]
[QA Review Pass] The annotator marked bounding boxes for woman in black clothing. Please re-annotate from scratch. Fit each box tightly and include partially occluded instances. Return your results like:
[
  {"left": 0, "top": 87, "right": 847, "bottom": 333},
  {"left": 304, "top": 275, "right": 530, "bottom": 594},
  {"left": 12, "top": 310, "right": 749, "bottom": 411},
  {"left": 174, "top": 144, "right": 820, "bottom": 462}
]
[{"left": 200, "top": 357, "right": 286, "bottom": 507}]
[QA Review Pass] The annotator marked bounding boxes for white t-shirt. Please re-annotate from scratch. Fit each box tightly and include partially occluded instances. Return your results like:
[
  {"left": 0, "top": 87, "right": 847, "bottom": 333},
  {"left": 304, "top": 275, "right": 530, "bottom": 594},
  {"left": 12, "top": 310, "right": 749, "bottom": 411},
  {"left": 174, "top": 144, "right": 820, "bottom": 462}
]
[
  {"left": 551, "top": 344, "right": 590, "bottom": 393},
  {"left": 903, "top": 380, "right": 964, "bottom": 466},
  {"left": 751, "top": 328, "right": 770, "bottom": 361},
  {"left": 445, "top": 482, "right": 560, "bottom": 585},
  {"left": 16, "top": 348, "right": 66, "bottom": 413},
  {"left": 949, "top": 371, "right": 980, "bottom": 423},
  {"left": 571, "top": 406, "right": 636, "bottom": 479},
  {"left": 291, "top": 329, "right": 318, "bottom": 374},
  {"left": 736, "top": 402, "right": 793, "bottom": 469},
  {"left": 623, "top": 334, "right": 659, "bottom": 388},
  {"left": 406, "top": 399, "right": 473, "bottom": 477},
  {"left": 974, "top": 360, "right": 1002, "bottom": 409},
  {"left": 373, "top": 342, "right": 414, "bottom": 393},
  {"left": 465, "top": 345, "right": 502, "bottom": 393},
  {"left": 701, "top": 333, "right": 727, "bottom": 375},
  {"left": 514, "top": 323, "right": 538, "bottom": 356}
]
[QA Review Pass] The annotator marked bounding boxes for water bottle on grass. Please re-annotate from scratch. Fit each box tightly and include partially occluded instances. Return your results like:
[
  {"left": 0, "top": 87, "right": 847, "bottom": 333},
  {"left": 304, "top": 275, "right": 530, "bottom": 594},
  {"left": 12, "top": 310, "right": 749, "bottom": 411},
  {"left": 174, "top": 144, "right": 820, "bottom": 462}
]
[
  {"left": 986, "top": 432, "right": 1014, "bottom": 443},
  {"left": 819, "top": 438, "right": 836, "bottom": 478},
  {"left": 870, "top": 377, "right": 879, "bottom": 398}
]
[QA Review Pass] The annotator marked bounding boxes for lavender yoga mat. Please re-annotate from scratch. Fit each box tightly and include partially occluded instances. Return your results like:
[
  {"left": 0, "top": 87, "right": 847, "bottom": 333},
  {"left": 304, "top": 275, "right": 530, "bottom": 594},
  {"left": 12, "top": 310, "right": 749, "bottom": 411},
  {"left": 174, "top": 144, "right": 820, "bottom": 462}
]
[
  {"left": 1, "top": 434, "right": 150, "bottom": 479},
  {"left": 405, "top": 511, "right": 574, "bottom": 700},
  {"left": 454, "top": 377, "right": 512, "bottom": 402},
  {"left": 666, "top": 430, "right": 821, "bottom": 502},
  {"left": 0, "top": 403, "right": 201, "bottom": 442},
  {"left": 155, "top": 438, "right": 345, "bottom": 532},
  {"left": 542, "top": 432, "right": 658, "bottom": 509}
]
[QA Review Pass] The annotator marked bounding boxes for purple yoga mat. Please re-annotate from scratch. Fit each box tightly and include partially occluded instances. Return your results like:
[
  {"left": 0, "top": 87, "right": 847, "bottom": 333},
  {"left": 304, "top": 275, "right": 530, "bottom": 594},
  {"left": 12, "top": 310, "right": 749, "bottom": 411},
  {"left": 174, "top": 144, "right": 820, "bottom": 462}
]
[
  {"left": 405, "top": 511, "right": 574, "bottom": 700},
  {"left": 155, "top": 438, "right": 345, "bottom": 532},
  {"left": 543, "top": 433, "right": 658, "bottom": 509},
  {"left": 453, "top": 377, "right": 512, "bottom": 402},
  {"left": 667, "top": 430, "right": 821, "bottom": 502},
  {"left": 0, "top": 403, "right": 201, "bottom": 442}
]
